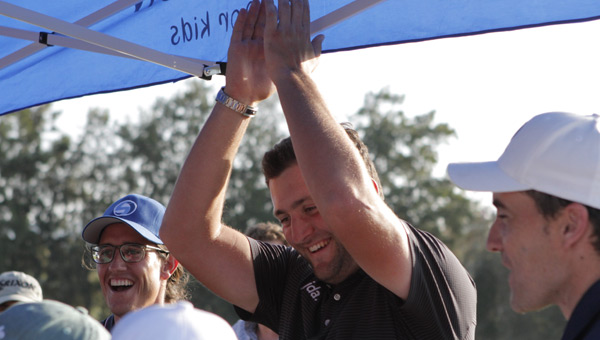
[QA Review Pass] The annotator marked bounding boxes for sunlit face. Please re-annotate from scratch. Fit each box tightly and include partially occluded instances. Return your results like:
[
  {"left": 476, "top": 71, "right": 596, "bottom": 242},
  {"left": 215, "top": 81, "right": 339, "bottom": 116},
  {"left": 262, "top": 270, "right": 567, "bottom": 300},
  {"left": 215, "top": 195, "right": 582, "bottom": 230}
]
[
  {"left": 487, "top": 192, "right": 566, "bottom": 313},
  {"left": 269, "top": 164, "right": 359, "bottom": 284},
  {"left": 96, "top": 223, "right": 168, "bottom": 322}
]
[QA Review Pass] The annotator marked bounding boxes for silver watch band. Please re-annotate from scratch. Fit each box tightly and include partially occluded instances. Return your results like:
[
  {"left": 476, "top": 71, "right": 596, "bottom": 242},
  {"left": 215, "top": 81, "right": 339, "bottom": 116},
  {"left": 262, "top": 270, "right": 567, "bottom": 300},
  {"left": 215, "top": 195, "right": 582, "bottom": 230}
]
[{"left": 215, "top": 87, "right": 257, "bottom": 117}]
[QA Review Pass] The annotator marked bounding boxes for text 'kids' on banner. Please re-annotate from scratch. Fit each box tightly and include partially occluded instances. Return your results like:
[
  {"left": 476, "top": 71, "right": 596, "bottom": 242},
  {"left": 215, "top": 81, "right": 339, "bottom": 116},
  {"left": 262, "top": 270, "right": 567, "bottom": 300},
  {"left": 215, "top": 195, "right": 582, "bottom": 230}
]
[{"left": 1, "top": 0, "right": 600, "bottom": 116}]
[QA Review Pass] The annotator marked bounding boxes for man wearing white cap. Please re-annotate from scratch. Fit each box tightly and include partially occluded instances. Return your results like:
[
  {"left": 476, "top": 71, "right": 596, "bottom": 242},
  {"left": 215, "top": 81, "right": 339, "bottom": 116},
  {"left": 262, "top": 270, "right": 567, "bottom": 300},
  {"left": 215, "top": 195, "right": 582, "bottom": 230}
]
[
  {"left": 0, "top": 271, "right": 43, "bottom": 312},
  {"left": 447, "top": 112, "right": 600, "bottom": 340},
  {"left": 82, "top": 194, "right": 188, "bottom": 331},
  {"left": 111, "top": 301, "right": 237, "bottom": 340}
]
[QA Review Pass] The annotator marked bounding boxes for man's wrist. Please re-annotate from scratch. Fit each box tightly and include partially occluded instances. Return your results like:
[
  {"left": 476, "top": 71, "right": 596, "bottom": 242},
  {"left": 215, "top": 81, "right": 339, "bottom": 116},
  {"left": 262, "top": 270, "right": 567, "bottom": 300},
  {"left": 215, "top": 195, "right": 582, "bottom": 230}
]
[{"left": 215, "top": 87, "right": 257, "bottom": 118}]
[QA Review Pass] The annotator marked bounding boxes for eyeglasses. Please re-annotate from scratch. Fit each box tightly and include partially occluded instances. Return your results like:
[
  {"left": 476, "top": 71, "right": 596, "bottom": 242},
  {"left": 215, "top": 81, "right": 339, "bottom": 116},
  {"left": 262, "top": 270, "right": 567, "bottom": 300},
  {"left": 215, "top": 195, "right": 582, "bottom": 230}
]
[{"left": 91, "top": 243, "right": 169, "bottom": 264}]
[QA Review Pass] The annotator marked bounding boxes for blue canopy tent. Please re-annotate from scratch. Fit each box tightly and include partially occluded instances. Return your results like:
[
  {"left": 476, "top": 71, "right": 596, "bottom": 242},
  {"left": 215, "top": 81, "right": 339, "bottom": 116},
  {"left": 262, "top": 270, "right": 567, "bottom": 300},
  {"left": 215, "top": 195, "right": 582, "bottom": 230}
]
[{"left": 1, "top": 0, "right": 600, "bottom": 116}]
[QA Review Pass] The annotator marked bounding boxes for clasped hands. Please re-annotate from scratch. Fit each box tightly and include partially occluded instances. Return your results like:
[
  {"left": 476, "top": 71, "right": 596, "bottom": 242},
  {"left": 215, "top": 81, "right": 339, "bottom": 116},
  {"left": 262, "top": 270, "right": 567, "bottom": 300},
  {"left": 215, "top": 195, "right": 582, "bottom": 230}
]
[{"left": 224, "top": 0, "right": 324, "bottom": 107}]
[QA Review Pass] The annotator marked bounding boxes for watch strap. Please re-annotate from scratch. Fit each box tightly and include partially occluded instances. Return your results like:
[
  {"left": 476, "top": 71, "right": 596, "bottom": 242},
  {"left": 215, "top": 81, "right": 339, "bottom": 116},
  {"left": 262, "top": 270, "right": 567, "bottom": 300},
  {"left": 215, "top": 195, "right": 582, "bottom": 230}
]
[{"left": 215, "top": 87, "right": 257, "bottom": 118}]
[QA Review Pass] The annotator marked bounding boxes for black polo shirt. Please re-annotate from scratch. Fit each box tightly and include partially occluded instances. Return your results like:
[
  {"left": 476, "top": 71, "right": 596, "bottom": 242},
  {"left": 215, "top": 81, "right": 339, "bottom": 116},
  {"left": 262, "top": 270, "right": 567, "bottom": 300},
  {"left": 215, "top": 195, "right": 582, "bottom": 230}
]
[
  {"left": 562, "top": 280, "right": 600, "bottom": 340},
  {"left": 101, "top": 314, "right": 115, "bottom": 332},
  {"left": 235, "top": 224, "right": 477, "bottom": 339}
]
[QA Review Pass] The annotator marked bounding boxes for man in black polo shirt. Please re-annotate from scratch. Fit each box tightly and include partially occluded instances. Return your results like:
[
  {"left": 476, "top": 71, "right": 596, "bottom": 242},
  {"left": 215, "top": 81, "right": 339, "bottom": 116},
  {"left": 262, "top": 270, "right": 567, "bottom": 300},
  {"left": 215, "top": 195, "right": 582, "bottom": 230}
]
[{"left": 161, "top": 0, "right": 477, "bottom": 339}]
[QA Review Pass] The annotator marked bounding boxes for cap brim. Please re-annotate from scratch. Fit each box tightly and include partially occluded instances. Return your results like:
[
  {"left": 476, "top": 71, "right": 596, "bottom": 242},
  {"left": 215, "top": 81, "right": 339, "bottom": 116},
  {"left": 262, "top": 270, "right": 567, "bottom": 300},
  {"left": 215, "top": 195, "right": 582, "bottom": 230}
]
[
  {"left": 447, "top": 161, "right": 532, "bottom": 192},
  {"left": 82, "top": 217, "right": 163, "bottom": 245},
  {"left": 0, "top": 294, "right": 38, "bottom": 305}
]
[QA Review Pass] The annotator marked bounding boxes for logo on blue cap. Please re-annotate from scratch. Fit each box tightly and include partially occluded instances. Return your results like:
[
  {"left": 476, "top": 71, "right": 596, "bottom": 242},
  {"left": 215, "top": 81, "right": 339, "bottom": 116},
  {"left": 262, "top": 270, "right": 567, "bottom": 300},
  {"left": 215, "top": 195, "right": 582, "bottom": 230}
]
[
  {"left": 113, "top": 200, "right": 137, "bottom": 217},
  {"left": 82, "top": 194, "right": 166, "bottom": 245}
]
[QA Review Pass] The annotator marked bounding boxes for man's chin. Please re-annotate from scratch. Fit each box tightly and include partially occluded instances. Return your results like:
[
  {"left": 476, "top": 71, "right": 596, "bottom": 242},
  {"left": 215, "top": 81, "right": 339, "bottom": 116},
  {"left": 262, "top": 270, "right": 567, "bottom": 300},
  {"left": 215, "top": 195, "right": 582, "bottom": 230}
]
[
  {"left": 509, "top": 295, "right": 538, "bottom": 315},
  {"left": 313, "top": 266, "right": 352, "bottom": 285}
]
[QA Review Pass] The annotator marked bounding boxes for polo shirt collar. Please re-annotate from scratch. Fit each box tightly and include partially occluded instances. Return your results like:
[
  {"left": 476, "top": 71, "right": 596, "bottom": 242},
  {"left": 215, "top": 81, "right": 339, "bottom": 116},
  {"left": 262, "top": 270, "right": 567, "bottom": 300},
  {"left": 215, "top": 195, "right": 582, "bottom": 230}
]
[{"left": 562, "top": 280, "right": 600, "bottom": 340}]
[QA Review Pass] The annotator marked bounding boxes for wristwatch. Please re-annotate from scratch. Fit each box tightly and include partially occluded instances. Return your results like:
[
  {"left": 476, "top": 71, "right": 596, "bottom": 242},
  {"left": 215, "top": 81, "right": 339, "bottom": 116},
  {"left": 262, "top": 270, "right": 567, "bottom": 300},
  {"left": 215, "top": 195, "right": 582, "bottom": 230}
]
[{"left": 215, "top": 87, "right": 257, "bottom": 118}]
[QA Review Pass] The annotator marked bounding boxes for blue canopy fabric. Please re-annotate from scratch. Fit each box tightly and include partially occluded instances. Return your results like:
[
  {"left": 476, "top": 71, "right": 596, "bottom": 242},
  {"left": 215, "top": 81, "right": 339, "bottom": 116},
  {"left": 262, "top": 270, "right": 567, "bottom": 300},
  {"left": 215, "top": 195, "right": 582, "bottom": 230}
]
[{"left": 1, "top": 0, "right": 600, "bottom": 116}]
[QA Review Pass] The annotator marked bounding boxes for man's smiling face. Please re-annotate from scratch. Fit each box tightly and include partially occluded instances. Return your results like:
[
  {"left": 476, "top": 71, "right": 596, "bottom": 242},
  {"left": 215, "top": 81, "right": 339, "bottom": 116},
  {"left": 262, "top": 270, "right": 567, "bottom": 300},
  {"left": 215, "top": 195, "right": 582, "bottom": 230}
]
[
  {"left": 488, "top": 192, "right": 566, "bottom": 313},
  {"left": 270, "top": 164, "right": 359, "bottom": 284}
]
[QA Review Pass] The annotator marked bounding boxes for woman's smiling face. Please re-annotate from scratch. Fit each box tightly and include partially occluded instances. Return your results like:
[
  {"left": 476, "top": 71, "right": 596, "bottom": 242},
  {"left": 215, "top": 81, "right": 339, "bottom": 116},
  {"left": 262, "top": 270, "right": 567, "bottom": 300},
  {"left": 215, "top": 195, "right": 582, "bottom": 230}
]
[{"left": 96, "top": 223, "right": 168, "bottom": 321}]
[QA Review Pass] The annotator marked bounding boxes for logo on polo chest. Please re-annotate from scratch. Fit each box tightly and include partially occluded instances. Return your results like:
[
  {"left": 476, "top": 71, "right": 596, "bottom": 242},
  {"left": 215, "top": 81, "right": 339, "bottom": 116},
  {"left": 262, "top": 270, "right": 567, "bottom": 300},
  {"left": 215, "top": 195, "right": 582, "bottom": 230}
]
[{"left": 301, "top": 280, "right": 322, "bottom": 302}]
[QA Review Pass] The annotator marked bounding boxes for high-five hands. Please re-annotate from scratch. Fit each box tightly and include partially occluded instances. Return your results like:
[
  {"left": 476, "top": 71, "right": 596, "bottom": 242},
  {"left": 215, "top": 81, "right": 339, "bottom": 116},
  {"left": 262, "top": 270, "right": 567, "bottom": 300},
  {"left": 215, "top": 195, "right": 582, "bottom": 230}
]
[
  {"left": 224, "top": 0, "right": 325, "bottom": 109},
  {"left": 225, "top": 0, "right": 276, "bottom": 106},
  {"left": 264, "top": 0, "right": 325, "bottom": 82}
]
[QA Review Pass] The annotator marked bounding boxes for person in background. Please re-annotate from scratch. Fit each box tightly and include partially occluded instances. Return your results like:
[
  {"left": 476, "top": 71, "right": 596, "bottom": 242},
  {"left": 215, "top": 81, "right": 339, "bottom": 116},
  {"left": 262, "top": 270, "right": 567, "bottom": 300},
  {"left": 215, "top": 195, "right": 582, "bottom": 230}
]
[
  {"left": 233, "top": 222, "right": 288, "bottom": 340},
  {"left": 82, "top": 193, "right": 188, "bottom": 331},
  {"left": 0, "top": 271, "right": 43, "bottom": 313},
  {"left": 111, "top": 300, "right": 237, "bottom": 340},
  {"left": 160, "top": 0, "right": 476, "bottom": 338},
  {"left": 0, "top": 299, "right": 110, "bottom": 339},
  {"left": 447, "top": 112, "right": 600, "bottom": 340},
  {"left": 244, "top": 222, "right": 288, "bottom": 248}
]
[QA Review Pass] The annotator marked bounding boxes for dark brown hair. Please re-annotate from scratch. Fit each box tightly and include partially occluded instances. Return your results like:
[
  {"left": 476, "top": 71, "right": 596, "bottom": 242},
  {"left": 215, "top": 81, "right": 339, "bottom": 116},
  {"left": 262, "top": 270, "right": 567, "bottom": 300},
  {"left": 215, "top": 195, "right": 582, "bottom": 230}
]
[
  {"left": 526, "top": 190, "right": 600, "bottom": 253},
  {"left": 156, "top": 245, "right": 190, "bottom": 303},
  {"left": 261, "top": 123, "right": 384, "bottom": 199}
]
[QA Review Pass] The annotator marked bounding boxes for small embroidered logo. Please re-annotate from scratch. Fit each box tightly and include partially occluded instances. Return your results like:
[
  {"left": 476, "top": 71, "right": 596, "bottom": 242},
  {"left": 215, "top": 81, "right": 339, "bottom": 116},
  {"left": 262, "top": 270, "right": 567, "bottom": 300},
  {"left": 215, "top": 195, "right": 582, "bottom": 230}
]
[
  {"left": 301, "top": 280, "right": 321, "bottom": 302},
  {"left": 113, "top": 200, "right": 137, "bottom": 217}
]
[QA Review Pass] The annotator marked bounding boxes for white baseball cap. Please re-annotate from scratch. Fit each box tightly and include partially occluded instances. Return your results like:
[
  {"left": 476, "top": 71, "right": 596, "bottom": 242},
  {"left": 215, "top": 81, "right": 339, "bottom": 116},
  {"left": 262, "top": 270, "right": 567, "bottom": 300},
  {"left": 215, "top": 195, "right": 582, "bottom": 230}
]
[
  {"left": 447, "top": 112, "right": 600, "bottom": 209},
  {"left": 111, "top": 301, "right": 237, "bottom": 340},
  {"left": 0, "top": 271, "right": 43, "bottom": 305}
]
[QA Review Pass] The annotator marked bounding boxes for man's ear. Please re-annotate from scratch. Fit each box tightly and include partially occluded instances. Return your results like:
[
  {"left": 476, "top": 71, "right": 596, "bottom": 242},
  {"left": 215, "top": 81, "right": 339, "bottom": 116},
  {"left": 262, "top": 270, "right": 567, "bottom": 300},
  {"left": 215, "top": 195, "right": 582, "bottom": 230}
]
[
  {"left": 161, "top": 255, "right": 179, "bottom": 280},
  {"left": 561, "top": 203, "right": 590, "bottom": 249}
]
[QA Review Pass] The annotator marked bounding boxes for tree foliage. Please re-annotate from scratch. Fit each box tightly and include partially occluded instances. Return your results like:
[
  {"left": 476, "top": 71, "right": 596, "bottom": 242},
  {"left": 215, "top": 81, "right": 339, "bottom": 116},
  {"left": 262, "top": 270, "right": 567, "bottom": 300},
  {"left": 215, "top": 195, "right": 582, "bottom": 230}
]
[
  {"left": 351, "top": 89, "right": 485, "bottom": 251},
  {"left": 0, "top": 81, "right": 564, "bottom": 338}
]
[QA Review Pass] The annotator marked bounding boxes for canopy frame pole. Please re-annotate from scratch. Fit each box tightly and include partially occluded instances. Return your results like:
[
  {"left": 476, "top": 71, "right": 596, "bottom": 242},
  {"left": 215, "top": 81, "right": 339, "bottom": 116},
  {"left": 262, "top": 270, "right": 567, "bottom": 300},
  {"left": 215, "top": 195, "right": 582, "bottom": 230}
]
[
  {"left": 0, "top": 0, "right": 142, "bottom": 70},
  {"left": 0, "top": 1, "right": 209, "bottom": 76},
  {"left": 0, "top": 0, "right": 387, "bottom": 77},
  {"left": 311, "top": 0, "right": 388, "bottom": 34},
  {"left": 0, "top": 25, "right": 213, "bottom": 66}
]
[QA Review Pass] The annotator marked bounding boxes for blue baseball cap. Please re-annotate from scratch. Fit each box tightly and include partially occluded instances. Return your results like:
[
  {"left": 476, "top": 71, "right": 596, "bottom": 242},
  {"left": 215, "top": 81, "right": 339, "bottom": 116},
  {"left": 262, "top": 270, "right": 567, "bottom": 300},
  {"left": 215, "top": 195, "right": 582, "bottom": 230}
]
[{"left": 82, "top": 194, "right": 165, "bottom": 245}]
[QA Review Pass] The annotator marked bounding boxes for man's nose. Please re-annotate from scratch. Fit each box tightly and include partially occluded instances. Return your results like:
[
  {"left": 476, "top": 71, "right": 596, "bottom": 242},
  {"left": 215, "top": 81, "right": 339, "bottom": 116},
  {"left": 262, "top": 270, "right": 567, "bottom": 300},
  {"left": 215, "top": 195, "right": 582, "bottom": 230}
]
[
  {"left": 486, "top": 221, "right": 503, "bottom": 253},
  {"left": 289, "top": 216, "right": 315, "bottom": 245}
]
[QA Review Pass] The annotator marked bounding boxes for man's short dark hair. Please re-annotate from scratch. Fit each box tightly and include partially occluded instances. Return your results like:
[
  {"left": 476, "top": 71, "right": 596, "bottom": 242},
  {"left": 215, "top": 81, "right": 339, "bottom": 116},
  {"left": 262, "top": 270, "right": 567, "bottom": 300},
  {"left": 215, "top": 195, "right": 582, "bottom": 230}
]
[
  {"left": 261, "top": 123, "right": 384, "bottom": 199},
  {"left": 526, "top": 190, "right": 600, "bottom": 254}
]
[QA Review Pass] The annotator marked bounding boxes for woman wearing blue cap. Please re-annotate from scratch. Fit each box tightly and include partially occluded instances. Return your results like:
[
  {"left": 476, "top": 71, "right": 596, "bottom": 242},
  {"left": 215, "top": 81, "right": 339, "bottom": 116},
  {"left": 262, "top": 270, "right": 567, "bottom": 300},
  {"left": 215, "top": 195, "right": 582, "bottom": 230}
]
[{"left": 82, "top": 194, "right": 188, "bottom": 331}]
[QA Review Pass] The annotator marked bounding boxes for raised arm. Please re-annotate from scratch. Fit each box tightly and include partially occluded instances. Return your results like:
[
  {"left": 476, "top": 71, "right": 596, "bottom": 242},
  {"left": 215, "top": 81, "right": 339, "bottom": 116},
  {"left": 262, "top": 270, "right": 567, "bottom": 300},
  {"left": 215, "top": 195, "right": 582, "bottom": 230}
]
[
  {"left": 263, "top": 0, "right": 412, "bottom": 299},
  {"left": 160, "top": 0, "right": 275, "bottom": 312}
]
